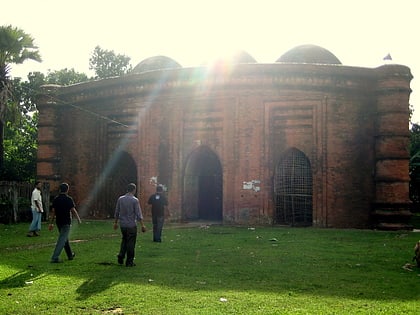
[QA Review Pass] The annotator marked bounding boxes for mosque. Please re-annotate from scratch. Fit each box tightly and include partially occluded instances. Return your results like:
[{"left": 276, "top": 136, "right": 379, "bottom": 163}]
[{"left": 36, "top": 44, "right": 413, "bottom": 229}]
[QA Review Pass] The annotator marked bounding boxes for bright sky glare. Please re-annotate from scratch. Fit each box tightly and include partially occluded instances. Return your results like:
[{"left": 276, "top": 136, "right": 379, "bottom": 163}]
[{"left": 4, "top": 0, "right": 420, "bottom": 122}]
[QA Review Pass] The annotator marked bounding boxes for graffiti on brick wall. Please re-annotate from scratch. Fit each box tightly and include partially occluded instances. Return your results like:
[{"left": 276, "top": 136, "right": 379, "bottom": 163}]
[
  {"left": 149, "top": 176, "right": 167, "bottom": 191},
  {"left": 149, "top": 176, "right": 158, "bottom": 186},
  {"left": 242, "top": 180, "right": 261, "bottom": 192}
]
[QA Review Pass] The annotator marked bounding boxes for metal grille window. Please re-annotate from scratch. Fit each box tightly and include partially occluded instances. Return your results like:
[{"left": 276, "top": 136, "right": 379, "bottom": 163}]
[{"left": 274, "top": 148, "right": 312, "bottom": 226}]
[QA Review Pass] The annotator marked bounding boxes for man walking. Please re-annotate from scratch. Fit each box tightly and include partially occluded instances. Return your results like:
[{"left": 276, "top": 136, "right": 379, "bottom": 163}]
[
  {"left": 148, "top": 185, "right": 168, "bottom": 243},
  {"left": 114, "top": 183, "right": 146, "bottom": 267},
  {"left": 48, "top": 183, "right": 81, "bottom": 263}
]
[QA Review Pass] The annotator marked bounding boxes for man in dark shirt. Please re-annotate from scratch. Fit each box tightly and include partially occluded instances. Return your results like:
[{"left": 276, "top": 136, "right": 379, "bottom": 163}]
[
  {"left": 148, "top": 185, "right": 168, "bottom": 243},
  {"left": 48, "top": 183, "right": 81, "bottom": 263},
  {"left": 113, "top": 183, "right": 146, "bottom": 267}
]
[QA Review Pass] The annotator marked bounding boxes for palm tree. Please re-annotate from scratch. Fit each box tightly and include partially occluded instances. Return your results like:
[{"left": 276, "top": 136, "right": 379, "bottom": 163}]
[{"left": 0, "top": 25, "right": 41, "bottom": 169}]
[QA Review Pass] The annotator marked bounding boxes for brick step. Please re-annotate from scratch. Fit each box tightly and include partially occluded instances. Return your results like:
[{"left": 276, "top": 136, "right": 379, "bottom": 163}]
[
  {"left": 376, "top": 222, "right": 413, "bottom": 231},
  {"left": 372, "top": 210, "right": 412, "bottom": 217}
]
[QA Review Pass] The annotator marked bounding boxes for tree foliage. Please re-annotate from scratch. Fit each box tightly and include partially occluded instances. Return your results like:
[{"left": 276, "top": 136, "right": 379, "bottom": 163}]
[
  {"left": 0, "top": 25, "right": 41, "bottom": 170},
  {"left": 0, "top": 75, "right": 41, "bottom": 181},
  {"left": 1, "top": 69, "right": 87, "bottom": 181},
  {"left": 45, "top": 68, "right": 88, "bottom": 85},
  {"left": 0, "top": 25, "right": 41, "bottom": 67},
  {"left": 1, "top": 111, "right": 38, "bottom": 181},
  {"left": 409, "top": 123, "right": 420, "bottom": 207},
  {"left": 2, "top": 42, "right": 131, "bottom": 181},
  {"left": 89, "top": 45, "right": 132, "bottom": 79}
]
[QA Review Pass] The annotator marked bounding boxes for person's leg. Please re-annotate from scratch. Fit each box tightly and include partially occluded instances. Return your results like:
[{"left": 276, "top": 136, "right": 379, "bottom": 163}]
[
  {"left": 35, "top": 211, "right": 42, "bottom": 233},
  {"left": 51, "top": 225, "right": 70, "bottom": 262},
  {"left": 32, "top": 212, "right": 42, "bottom": 236},
  {"left": 118, "top": 227, "right": 128, "bottom": 264},
  {"left": 152, "top": 216, "right": 159, "bottom": 242},
  {"left": 27, "top": 209, "right": 38, "bottom": 236},
  {"left": 64, "top": 239, "right": 74, "bottom": 259},
  {"left": 156, "top": 217, "right": 164, "bottom": 242},
  {"left": 125, "top": 226, "right": 137, "bottom": 266}
]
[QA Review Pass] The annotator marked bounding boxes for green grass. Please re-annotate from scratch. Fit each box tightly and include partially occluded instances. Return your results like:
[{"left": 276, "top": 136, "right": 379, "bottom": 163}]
[{"left": 1, "top": 221, "right": 420, "bottom": 314}]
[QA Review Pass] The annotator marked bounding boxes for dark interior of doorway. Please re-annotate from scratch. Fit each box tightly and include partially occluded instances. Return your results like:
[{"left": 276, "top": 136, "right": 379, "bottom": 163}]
[
  {"left": 198, "top": 173, "right": 222, "bottom": 220},
  {"left": 184, "top": 146, "right": 223, "bottom": 221},
  {"left": 103, "top": 151, "right": 137, "bottom": 218}
]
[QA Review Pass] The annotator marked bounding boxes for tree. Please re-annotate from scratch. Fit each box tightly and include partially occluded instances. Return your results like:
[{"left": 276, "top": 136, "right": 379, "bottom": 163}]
[
  {"left": 0, "top": 73, "right": 44, "bottom": 181},
  {"left": 1, "top": 110, "right": 38, "bottom": 181},
  {"left": 1, "top": 68, "right": 88, "bottom": 181},
  {"left": 45, "top": 68, "right": 88, "bottom": 85},
  {"left": 0, "top": 25, "right": 41, "bottom": 170},
  {"left": 89, "top": 46, "right": 132, "bottom": 79},
  {"left": 410, "top": 123, "right": 420, "bottom": 207}
]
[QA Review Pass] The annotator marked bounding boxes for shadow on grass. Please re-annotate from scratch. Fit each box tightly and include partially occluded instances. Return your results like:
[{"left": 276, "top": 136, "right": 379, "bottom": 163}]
[
  {"left": 0, "top": 268, "right": 46, "bottom": 289},
  {"left": 76, "top": 271, "right": 115, "bottom": 300},
  {"left": 1, "top": 222, "right": 420, "bottom": 303},
  {"left": 74, "top": 227, "right": 420, "bottom": 302}
]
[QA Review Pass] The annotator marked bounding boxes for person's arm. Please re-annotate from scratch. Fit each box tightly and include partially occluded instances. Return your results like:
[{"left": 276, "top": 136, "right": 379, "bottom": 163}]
[
  {"left": 71, "top": 207, "right": 82, "bottom": 224},
  {"left": 35, "top": 199, "right": 42, "bottom": 213},
  {"left": 139, "top": 218, "right": 146, "bottom": 233},
  {"left": 34, "top": 190, "right": 43, "bottom": 213},
  {"left": 137, "top": 201, "right": 146, "bottom": 232},
  {"left": 163, "top": 196, "right": 168, "bottom": 217},
  {"left": 48, "top": 208, "right": 55, "bottom": 231},
  {"left": 113, "top": 199, "right": 120, "bottom": 230}
]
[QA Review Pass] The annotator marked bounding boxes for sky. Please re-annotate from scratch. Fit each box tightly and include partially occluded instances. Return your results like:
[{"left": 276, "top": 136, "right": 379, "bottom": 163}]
[{"left": 4, "top": 0, "right": 420, "bottom": 122}]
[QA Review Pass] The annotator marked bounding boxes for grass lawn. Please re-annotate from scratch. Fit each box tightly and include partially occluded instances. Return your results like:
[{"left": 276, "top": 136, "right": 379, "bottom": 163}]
[{"left": 0, "top": 221, "right": 419, "bottom": 314}]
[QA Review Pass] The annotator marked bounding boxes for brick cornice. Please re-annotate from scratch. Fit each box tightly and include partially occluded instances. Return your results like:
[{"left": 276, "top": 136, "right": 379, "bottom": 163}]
[{"left": 38, "top": 63, "right": 412, "bottom": 106}]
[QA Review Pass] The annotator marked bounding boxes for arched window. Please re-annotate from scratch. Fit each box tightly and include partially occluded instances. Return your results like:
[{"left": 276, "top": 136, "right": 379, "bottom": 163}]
[{"left": 274, "top": 148, "right": 312, "bottom": 226}]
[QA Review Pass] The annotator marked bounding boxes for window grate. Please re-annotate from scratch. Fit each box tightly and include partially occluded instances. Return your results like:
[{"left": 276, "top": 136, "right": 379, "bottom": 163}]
[{"left": 274, "top": 148, "right": 312, "bottom": 226}]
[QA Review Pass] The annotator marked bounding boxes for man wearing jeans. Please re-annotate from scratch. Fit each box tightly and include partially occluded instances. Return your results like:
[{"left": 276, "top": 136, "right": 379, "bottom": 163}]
[
  {"left": 48, "top": 183, "right": 81, "bottom": 263},
  {"left": 113, "top": 183, "right": 146, "bottom": 267},
  {"left": 27, "top": 181, "right": 43, "bottom": 237}
]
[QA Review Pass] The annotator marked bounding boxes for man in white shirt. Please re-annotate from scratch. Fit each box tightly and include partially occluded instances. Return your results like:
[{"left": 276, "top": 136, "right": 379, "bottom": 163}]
[{"left": 27, "top": 181, "right": 43, "bottom": 237}]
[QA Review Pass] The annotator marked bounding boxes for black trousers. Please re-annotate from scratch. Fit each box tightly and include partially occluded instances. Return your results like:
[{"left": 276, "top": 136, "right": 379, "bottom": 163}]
[
  {"left": 118, "top": 226, "right": 137, "bottom": 264},
  {"left": 152, "top": 216, "right": 164, "bottom": 242}
]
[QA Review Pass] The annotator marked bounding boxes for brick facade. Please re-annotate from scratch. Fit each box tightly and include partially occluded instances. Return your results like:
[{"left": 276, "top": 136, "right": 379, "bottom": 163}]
[{"left": 36, "top": 45, "right": 413, "bottom": 229}]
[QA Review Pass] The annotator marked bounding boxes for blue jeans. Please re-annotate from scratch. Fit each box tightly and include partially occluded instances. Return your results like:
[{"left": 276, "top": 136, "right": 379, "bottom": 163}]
[
  {"left": 28, "top": 208, "right": 42, "bottom": 232},
  {"left": 118, "top": 226, "right": 137, "bottom": 265},
  {"left": 153, "top": 216, "right": 164, "bottom": 242},
  {"left": 51, "top": 224, "right": 73, "bottom": 261}
]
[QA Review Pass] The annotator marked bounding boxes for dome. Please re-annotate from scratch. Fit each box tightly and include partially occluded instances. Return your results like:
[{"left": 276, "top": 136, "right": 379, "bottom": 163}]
[
  {"left": 132, "top": 56, "right": 182, "bottom": 74},
  {"left": 203, "top": 50, "right": 257, "bottom": 65},
  {"left": 226, "top": 50, "right": 257, "bottom": 64},
  {"left": 277, "top": 44, "right": 341, "bottom": 65}
]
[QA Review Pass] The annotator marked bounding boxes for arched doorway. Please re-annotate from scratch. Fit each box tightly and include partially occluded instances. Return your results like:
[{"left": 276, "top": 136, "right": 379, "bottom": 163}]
[
  {"left": 274, "top": 148, "right": 312, "bottom": 226},
  {"left": 183, "top": 146, "right": 223, "bottom": 221},
  {"left": 99, "top": 151, "right": 138, "bottom": 218}
]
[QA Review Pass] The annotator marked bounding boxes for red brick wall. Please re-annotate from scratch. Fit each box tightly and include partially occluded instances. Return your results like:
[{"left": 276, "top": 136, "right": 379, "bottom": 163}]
[{"left": 37, "top": 63, "right": 412, "bottom": 228}]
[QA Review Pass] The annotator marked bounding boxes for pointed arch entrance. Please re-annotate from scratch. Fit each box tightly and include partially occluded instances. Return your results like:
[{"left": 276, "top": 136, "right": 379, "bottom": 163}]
[
  {"left": 274, "top": 148, "right": 312, "bottom": 226},
  {"left": 183, "top": 146, "right": 223, "bottom": 221},
  {"left": 99, "top": 151, "right": 138, "bottom": 218}
]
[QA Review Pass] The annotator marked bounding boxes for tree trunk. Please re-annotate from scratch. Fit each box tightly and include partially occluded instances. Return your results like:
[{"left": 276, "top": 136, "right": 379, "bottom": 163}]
[{"left": 0, "top": 119, "right": 3, "bottom": 170}]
